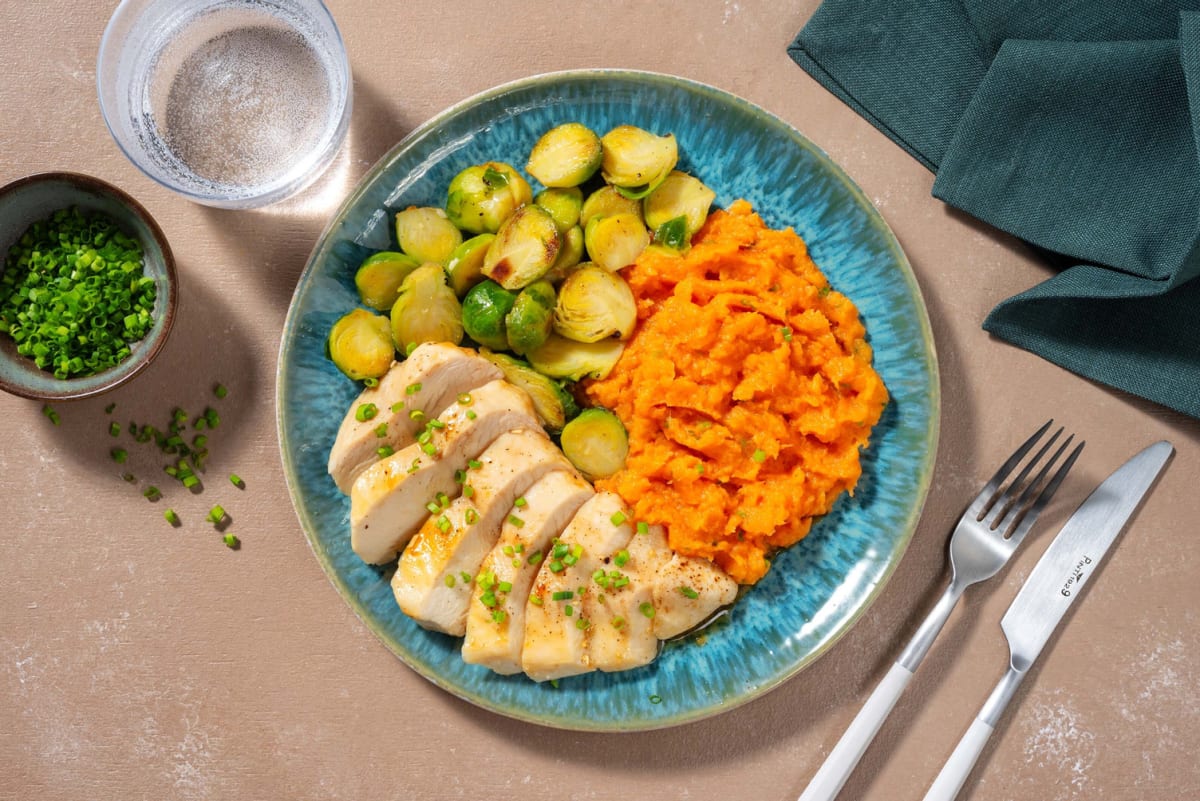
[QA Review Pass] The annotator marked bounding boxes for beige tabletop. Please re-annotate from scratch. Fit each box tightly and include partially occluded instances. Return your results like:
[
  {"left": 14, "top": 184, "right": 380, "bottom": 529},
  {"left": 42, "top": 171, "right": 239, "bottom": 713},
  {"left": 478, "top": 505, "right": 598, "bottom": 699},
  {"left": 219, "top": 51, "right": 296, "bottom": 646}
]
[{"left": 2, "top": 2, "right": 1198, "bottom": 799}]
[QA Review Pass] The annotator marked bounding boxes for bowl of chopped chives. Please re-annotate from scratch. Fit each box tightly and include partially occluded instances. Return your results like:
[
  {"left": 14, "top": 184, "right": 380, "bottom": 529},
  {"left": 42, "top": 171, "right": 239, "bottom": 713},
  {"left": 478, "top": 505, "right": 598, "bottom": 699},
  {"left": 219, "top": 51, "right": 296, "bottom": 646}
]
[{"left": 0, "top": 172, "right": 177, "bottom": 400}]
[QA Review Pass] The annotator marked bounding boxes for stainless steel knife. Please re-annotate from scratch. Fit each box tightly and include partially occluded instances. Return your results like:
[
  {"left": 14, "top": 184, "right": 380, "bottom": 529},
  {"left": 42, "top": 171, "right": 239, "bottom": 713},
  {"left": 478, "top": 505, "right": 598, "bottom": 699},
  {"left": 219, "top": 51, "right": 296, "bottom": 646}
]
[{"left": 921, "top": 440, "right": 1174, "bottom": 801}]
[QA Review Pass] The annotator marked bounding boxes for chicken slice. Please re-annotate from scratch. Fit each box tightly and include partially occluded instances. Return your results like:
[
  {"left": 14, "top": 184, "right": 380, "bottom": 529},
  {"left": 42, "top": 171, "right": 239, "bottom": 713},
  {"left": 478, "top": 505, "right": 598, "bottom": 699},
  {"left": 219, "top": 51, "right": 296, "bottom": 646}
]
[
  {"left": 327, "top": 344, "right": 501, "bottom": 493},
  {"left": 461, "top": 471, "right": 594, "bottom": 674},
  {"left": 645, "top": 524, "right": 739, "bottom": 639},
  {"left": 582, "top": 521, "right": 663, "bottom": 673},
  {"left": 349, "top": 379, "right": 538, "bottom": 565},
  {"left": 392, "top": 429, "right": 576, "bottom": 635},
  {"left": 521, "top": 492, "right": 634, "bottom": 682}
]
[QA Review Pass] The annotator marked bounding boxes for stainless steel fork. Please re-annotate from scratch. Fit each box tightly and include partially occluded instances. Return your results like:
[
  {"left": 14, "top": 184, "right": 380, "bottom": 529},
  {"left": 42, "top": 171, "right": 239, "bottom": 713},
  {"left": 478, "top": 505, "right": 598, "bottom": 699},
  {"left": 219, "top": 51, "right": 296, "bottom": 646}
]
[{"left": 797, "top": 420, "right": 1084, "bottom": 801}]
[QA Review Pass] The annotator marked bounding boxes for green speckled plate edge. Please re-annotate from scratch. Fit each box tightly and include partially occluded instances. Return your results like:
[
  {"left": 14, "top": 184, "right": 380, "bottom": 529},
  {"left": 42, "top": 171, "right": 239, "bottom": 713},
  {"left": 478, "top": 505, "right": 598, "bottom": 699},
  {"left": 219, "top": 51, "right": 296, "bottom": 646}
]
[{"left": 276, "top": 69, "right": 940, "bottom": 731}]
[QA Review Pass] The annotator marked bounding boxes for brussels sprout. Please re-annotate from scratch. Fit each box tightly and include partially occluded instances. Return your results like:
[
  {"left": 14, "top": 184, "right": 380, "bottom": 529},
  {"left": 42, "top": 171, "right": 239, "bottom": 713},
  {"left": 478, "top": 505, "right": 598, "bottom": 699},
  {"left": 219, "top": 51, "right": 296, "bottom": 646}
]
[
  {"left": 643, "top": 171, "right": 716, "bottom": 245},
  {"left": 553, "top": 264, "right": 637, "bottom": 343},
  {"left": 390, "top": 264, "right": 464, "bottom": 351},
  {"left": 559, "top": 407, "right": 628, "bottom": 480},
  {"left": 526, "top": 333, "right": 625, "bottom": 381},
  {"left": 445, "top": 162, "right": 533, "bottom": 235},
  {"left": 579, "top": 186, "right": 642, "bottom": 230},
  {"left": 461, "top": 279, "right": 518, "bottom": 351},
  {"left": 600, "top": 126, "right": 678, "bottom": 198},
  {"left": 584, "top": 213, "right": 650, "bottom": 271},
  {"left": 328, "top": 308, "right": 394, "bottom": 381},
  {"left": 445, "top": 233, "right": 495, "bottom": 298},
  {"left": 479, "top": 349, "right": 580, "bottom": 432},
  {"left": 354, "top": 251, "right": 421, "bottom": 311},
  {"left": 394, "top": 207, "right": 463, "bottom": 266},
  {"left": 525, "top": 123, "right": 603, "bottom": 188},
  {"left": 482, "top": 204, "right": 561, "bottom": 290},
  {"left": 534, "top": 187, "right": 583, "bottom": 232},
  {"left": 544, "top": 225, "right": 584, "bottom": 284},
  {"left": 506, "top": 279, "right": 556, "bottom": 355}
]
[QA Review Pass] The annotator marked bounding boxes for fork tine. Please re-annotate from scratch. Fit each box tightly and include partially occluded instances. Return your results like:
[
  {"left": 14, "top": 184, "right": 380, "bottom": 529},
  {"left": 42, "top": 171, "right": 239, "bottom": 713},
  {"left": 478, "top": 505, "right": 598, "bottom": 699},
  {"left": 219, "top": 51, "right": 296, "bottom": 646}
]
[
  {"left": 967, "top": 419, "right": 1053, "bottom": 520},
  {"left": 1001, "top": 438, "right": 1085, "bottom": 544},
  {"left": 983, "top": 426, "right": 1064, "bottom": 524},
  {"left": 990, "top": 432, "right": 1072, "bottom": 532}
]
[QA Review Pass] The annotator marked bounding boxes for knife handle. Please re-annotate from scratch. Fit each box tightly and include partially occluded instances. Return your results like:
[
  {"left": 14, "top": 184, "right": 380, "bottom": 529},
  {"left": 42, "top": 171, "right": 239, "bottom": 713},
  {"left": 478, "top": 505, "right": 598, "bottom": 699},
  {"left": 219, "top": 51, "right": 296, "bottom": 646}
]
[{"left": 797, "top": 662, "right": 914, "bottom": 801}]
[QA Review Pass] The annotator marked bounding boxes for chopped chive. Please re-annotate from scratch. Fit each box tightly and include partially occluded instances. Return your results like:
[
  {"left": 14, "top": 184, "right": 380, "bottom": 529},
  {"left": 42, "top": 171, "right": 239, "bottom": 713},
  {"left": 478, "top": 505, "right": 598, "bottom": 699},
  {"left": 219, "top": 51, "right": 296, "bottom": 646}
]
[
  {"left": 436, "top": 515, "right": 451, "bottom": 533},
  {"left": 213, "top": 383, "right": 228, "bottom": 399},
  {"left": 480, "top": 591, "right": 497, "bottom": 608},
  {"left": 479, "top": 572, "right": 496, "bottom": 591},
  {"left": 223, "top": 533, "right": 240, "bottom": 549},
  {"left": 408, "top": 408, "right": 425, "bottom": 421},
  {"left": 507, "top": 514, "right": 525, "bottom": 528},
  {"left": 425, "top": 501, "right": 441, "bottom": 515},
  {"left": 564, "top": 604, "right": 574, "bottom": 616},
  {"left": 614, "top": 549, "right": 630, "bottom": 567},
  {"left": 164, "top": 466, "right": 179, "bottom": 478},
  {"left": 362, "top": 377, "right": 378, "bottom": 388},
  {"left": 229, "top": 473, "right": 244, "bottom": 488},
  {"left": 404, "top": 342, "right": 418, "bottom": 356},
  {"left": 781, "top": 326, "right": 793, "bottom": 342},
  {"left": 193, "top": 434, "right": 208, "bottom": 448},
  {"left": 164, "top": 509, "right": 180, "bottom": 526},
  {"left": 640, "top": 602, "right": 656, "bottom": 618},
  {"left": 374, "top": 422, "right": 388, "bottom": 437},
  {"left": 466, "top": 410, "right": 477, "bottom": 420},
  {"left": 498, "top": 581, "right": 513, "bottom": 593},
  {"left": 527, "top": 550, "right": 543, "bottom": 565},
  {"left": 460, "top": 571, "right": 472, "bottom": 584},
  {"left": 444, "top": 574, "right": 456, "bottom": 588},
  {"left": 575, "top": 617, "right": 590, "bottom": 630},
  {"left": 610, "top": 511, "right": 627, "bottom": 526},
  {"left": 553, "top": 542, "right": 569, "bottom": 559},
  {"left": 611, "top": 616, "right": 626, "bottom": 629},
  {"left": 428, "top": 418, "right": 446, "bottom": 430},
  {"left": 636, "top": 521, "right": 649, "bottom": 535},
  {"left": 562, "top": 553, "right": 578, "bottom": 567},
  {"left": 549, "top": 559, "right": 564, "bottom": 573},
  {"left": 679, "top": 585, "right": 699, "bottom": 599},
  {"left": 42, "top": 405, "right": 60, "bottom": 425},
  {"left": 530, "top": 594, "right": 544, "bottom": 606},
  {"left": 355, "top": 403, "right": 378, "bottom": 422},
  {"left": 503, "top": 545, "right": 515, "bottom": 556},
  {"left": 405, "top": 382, "right": 422, "bottom": 395},
  {"left": 464, "top": 508, "right": 479, "bottom": 525},
  {"left": 407, "top": 459, "right": 421, "bottom": 474},
  {"left": 390, "top": 402, "right": 403, "bottom": 414},
  {"left": 752, "top": 449, "right": 767, "bottom": 463},
  {"left": 511, "top": 557, "right": 522, "bottom": 568},
  {"left": 104, "top": 402, "right": 116, "bottom": 414},
  {"left": 649, "top": 694, "right": 662, "bottom": 704},
  {"left": 417, "top": 430, "right": 432, "bottom": 445},
  {"left": 421, "top": 442, "right": 437, "bottom": 455},
  {"left": 457, "top": 393, "right": 472, "bottom": 405},
  {"left": 122, "top": 472, "right": 136, "bottom": 483},
  {"left": 376, "top": 445, "right": 395, "bottom": 458},
  {"left": 109, "top": 422, "right": 121, "bottom": 437},
  {"left": 182, "top": 474, "right": 200, "bottom": 489},
  {"left": 468, "top": 459, "right": 482, "bottom": 470},
  {"left": 491, "top": 609, "right": 507, "bottom": 623},
  {"left": 436, "top": 492, "right": 449, "bottom": 508},
  {"left": 513, "top": 497, "right": 527, "bottom": 508},
  {"left": 111, "top": 447, "right": 128, "bottom": 464},
  {"left": 463, "top": 485, "right": 475, "bottom": 499},
  {"left": 143, "top": 486, "right": 161, "bottom": 501},
  {"left": 207, "top": 505, "right": 226, "bottom": 524},
  {"left": 696, "top": 463, "right": 705, "bottom": 474},
  {"left": 613, "top": 575, "right": 630, "bottom": 588},
  {"left": 453, "top": 469, "right": 467, "bottom": 484}
]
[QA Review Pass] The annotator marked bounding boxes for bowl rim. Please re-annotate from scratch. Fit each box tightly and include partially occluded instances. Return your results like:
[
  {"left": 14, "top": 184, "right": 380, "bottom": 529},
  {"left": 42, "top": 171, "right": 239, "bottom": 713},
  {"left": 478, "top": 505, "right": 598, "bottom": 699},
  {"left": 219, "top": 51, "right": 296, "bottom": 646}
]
[{"left": 0, "top": 170, "right": 178, "bottom": 401}]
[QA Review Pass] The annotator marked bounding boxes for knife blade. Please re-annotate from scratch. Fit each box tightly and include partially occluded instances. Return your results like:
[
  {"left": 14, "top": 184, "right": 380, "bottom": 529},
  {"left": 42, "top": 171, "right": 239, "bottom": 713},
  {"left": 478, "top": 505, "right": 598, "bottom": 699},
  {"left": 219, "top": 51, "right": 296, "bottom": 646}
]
[{"left": 922, "top": 439, "right": 1174, "bottom": 801}]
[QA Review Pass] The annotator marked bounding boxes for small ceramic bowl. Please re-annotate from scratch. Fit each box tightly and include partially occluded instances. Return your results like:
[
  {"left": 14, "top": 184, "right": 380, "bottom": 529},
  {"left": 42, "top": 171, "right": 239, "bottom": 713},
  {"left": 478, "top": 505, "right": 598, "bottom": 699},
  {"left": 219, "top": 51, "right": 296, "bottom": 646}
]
[{"left": 0, "top": 172, "right": 177, "bottom": 400}]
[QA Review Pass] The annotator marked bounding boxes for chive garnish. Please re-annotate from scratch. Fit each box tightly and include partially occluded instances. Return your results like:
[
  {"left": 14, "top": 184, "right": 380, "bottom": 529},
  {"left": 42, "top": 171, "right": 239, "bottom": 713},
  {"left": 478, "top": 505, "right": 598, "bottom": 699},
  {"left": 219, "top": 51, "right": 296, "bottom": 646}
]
[
  {"left": 213, "top": 383, "right": 228, "bottom": 399},
  {"left": 164, "top": 509, "right": 180, "bottom": 527},
  {"left": 610, "top": 511, "right": 627, "bottom": 526},
  {"left": 111, "top": 448, "right": 128, "bottom": 464},
  {"left": 223, "top": 533, "right": 240, "bottom": 549},
  {"left": 355, "top": 403, "right": 378, "bottom": 422},
  {"left": 752, "top": 449, "right": 767, "bottom": 463},
  {"left": 679, "top": 585, "right": 700, "bottom": 599}
]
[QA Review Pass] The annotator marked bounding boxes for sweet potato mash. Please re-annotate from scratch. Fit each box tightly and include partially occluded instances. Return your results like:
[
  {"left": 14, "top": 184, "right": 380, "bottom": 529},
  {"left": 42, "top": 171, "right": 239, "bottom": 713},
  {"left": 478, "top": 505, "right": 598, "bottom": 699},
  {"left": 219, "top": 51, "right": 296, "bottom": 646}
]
[{"left": 585, "top": 201, "right": 887, "bottom": 584}]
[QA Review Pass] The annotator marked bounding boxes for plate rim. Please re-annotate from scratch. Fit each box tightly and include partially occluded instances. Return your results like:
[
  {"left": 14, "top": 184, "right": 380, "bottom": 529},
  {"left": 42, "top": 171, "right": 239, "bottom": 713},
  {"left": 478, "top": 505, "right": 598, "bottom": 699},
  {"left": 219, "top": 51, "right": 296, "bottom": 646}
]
[{"left": 275, "top": 68, "right": 941, "bottom": 731}]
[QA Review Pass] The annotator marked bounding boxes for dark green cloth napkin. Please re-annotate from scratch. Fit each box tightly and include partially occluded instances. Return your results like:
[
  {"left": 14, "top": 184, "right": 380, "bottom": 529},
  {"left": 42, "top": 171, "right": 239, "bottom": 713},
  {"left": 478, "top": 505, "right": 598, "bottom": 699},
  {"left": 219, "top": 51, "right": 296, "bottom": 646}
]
[{"left": 789, "top": 1, "right": 1200, "bottom": 419}]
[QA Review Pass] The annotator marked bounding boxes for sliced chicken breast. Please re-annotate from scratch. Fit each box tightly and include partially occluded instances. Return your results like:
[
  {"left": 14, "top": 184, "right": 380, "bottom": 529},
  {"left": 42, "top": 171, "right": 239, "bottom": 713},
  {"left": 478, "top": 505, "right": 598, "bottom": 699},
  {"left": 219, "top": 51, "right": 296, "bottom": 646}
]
[
  {"left": 393, "top": 429, "right": 577, "bottom": 635},
  {"left": 582, "top": 521, "right": 663, "bottom": 673},
  {"left": 349, "top": 379, "right": 538, "bottom": 565},
  {"left": 647, "top": 524, "right": 739, "bottom": 639},
  {"left": 461, "top": 471, "right": 594, "bottom": 674},
  {"left": 328, "top": 344, "right": 501, "bottom": 493},
  {"left": 521, "top": 492, "right": 634, "bottom": 682}
]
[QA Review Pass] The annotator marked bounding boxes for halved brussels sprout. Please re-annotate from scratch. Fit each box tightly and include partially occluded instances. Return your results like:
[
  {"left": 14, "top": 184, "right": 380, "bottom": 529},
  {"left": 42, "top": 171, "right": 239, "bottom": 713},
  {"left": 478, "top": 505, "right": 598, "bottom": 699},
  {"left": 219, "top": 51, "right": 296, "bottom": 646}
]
[
  {"left": 462, "top": 279, "right": 518, "bottom": 351},
  {"left": 600, "top": 126, "right": 678, "bottom": 198},
  {"left": 506, "top": 280, "right": 556, "bottom": 355},
  {"left": 544, "top": 225, "right": 584, "bottom": 284},
  {"left": 534, "top": 187, "right": 583, "bottom": 232},
  {"left": 445, "top": 233, "right": 495, "bottom": 297},
  {"left": 554, "top": 264, "right": 636, "bottom": 343},
  {"left": 526, "top": 333, "right": 625, "bottom": 381},
  {"left": 559, "top": 407, "right": 628, "bottom": 480},
  {"left": 482, "top": 204, "right": 561, "bottom": 290},
  {"left": 390, "top": 264, "right": 464, "bottom": 351},
  {"left": 354, "top": 251, "right": 421, "bottom": 311},
  {"left": 394, "top": 207, "right": 463, "bottom": 265},
  {"left": 643, "top": 171, "right": 716, "bottom": 245},
  {"left": 526, "top": 123, "right": 602, "bottom": 188},
  {"left": 445, "top": 162, "right": 533, "bottom": 235},
  {"left": 479, "top": 349, "right": 580, "bottom": 432},
  {"left": 584, "top": 213, "right": 650, "bottom": 271},
  {"left": 579, "top": 186, "right": 642, "bottom": 229},
  {"left": 328, "top": 308, "right": 394, "bottom": 381}
]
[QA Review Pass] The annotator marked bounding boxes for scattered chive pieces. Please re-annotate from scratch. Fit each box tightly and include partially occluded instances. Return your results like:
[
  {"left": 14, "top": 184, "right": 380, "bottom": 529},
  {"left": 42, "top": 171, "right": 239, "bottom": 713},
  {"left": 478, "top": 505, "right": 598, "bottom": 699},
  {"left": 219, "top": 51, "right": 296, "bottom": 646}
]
[
  {"left": 503, "top": 545, "right": 515, "bottom": 557},
  {"left": 752, "top": 449, "right": 767, "bottom": 463},
  {"left": 614, "top": 549, "right": 630, "bottom": 567},
  {"left": 425, "top": 501, "right": 441, "bottom": 515},
  {"left": 355, "top": 403, "right": 378, "bottom": 422},
  {"left": 514, "top": 497, "right": 527, "bottom": 508},
  {"left": 575, "top": 617, "right": 590, "bottom": 630},
  {"left": 106, "top": 421, "right": 120, "bottom": 437},
  {"left": 553, "top": 542, "right": 569, "bottom": 559},
  {"left": 460, "top": 571, "right": 472, "bottom": 583},
  {"left": 612, "top": 616, "right": 626, "bottom": 629},
  {"left": 562, "top": 553, "right": 578, "bottom": 567},
  {"left": 696, "top": 463, "right": 705, "bottom": 474},
  {"left": 466, "top": 410, "right": 477, "bottom": 420},
  {"left": 417, "top": 430, "right": 432, "bottom": 444},
  {"left": 640, "top": 602, "right": 656, "bottom": 618},
  {"left": 507, "top": 514, "right": 525, "bottom": 528},
  {"left": 636, "top": 521, "right": 649, "bottom": 535},
  {"left": 465, "top": 508, "right": 479, "bottom": 525},
  {"left": 436, "top": 515, "right": 451, "bottom": 533},
  {"left": 164, "top": 466, "right": 178, "bottom": 477},
  {"left": 229, "top": 473, "right": 243, "bottom": 488},
  {"left": 111, "top": 447, "right": 128, "bottom": 463},
  {"left": 408, "top": 408, "right": 425, "bottom": 421},
  {"left": 679, "top": 585, "right": 700, "bottom": 599},
  {"left": 213, "top": 383, "right": 228, "bottom": 399},
  {"left": 164, "top": 509, "right": 180, "bottom": 526},
  {"left": 564, "top": 604, "right": 574, "bottom": 616},
  {"left": 105, "top": 403, "right": 116, "bottom": 414},
  {"left": 610, "top": 511, "right": 627, "bottom": 526},
  {"left": 549, "top": 559, "right": 565, "bottom": 573},
  {"left": 649, "top": 694, "right": 662, "bottom": 704},
  {"left": 498, "top": 581, "right": 513, "bottom": 593},
  {"left": 405, "top": 382, "right": 422, "bottom": 395},
  {"left": 427, "top": 418, "right": 445, "bottom": 429},
  {"left": 223, "top": 533, "right": 240, "bottom": 549},
  {"left": 457, "top": 393, "right": 472, "bottom": 405},
  {"left": 468, "top": 459, "right": 482, "bottom": 470},
  {"left": 527, "top": 550, "right": 543, "bottom": 565},
  {"left": 42, "top": 405, "right": 60, "bottom": 425},
  {"left": 463, "top": 485, "right": 475, "bottom": 499},
  {"left": 491, "top": 609, "right": 507, "bottom": 624},
  {"left": 549, "top": 678, "right": 558, "bottom": 688},
  {"left": 193, "top": 434, "right": 208, "bottom": 448},
  {"left": 182, "top": 474, "right": 200, "bottom": 489},
  {"left": 373, "top": 422, "right": 388, "bottom": 437},
  {"left": 362, "top": 377, "right": 378, "bottom": 388},
  {"left": 444, "top": 574, "right": 456, "bottom": 588},
  {"left": 143, "top": 486, "right": 161, "bottom": 501},
  {"left": 781, "top": 326, "right": 793, "bottom": 342},
  {"left": 530, "top": 594, "right": 544, "bottom": 606},
  {"left": 407, "top": 459, "right": 420, "bottom": 474},
  {"left": 405, "top": 342, "right": 418, "bottom": 356},
  {"left": 389, "top": 402, "right": 403, "bottom": 414},
  {"left": 511, "top": 557, "right": 522, "bottom": 568},
  {"left": 421, "top": 442, "right": 437, "bottom": 455},
  {"left": 453, "top": 469, "right": 467, "bottom": 484},
  {"left": 480, "top": 591, "right": 497, "bottom": 608},
  {"left": 122, "top": 472, "right": 136, "bottom": 483},
  {"left": 376, "top": 445, "right": 394, "bottom": 458},
  {"left": 207, "top": 505, "right": 226, "bottom": 524}
]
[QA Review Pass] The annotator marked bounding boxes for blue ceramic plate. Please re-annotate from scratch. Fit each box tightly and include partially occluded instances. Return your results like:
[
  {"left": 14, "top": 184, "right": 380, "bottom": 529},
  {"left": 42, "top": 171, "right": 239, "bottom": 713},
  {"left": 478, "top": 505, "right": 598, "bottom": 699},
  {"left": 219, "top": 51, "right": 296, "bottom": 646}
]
[{"left": 277, "top": 70, "right": 939, "bottom": 731}]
